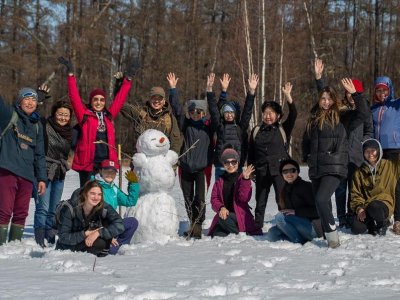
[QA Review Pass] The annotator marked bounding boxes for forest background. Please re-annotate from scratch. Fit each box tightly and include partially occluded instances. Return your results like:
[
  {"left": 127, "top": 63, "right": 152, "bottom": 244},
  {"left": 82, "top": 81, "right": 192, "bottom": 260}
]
[{"left": 0, "top": 0, "right": 398, "bottom": 161}]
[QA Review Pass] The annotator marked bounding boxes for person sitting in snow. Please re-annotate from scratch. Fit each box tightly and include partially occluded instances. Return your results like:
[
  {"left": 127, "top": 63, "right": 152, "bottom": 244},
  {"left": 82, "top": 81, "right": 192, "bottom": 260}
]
[
  {"left": 169, "top": 73, "right": 219, "bottom": 239},
  {"left": 350, "top": 139, "right": 396, "bottom": 236},
  {"left": 209, "top": 73, "right": 259, "bottom": 181},
  {"left": 93, "top": 159, "right": 139, "bottom": 254},
  {"left": 208, "top": 147, "right": 261, "bottom": 237},
  {"left": 267, "top": 159, "right": 322, "bottom": 244},
  {"left": 56, "top": 180, "right": 124, "bottom": 256}
]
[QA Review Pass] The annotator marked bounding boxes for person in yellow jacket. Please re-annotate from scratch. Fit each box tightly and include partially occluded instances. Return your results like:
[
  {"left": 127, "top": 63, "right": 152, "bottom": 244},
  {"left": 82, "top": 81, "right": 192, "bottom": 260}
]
[{"left": 350, "top": 138, "right": 396, "bottom": 236}]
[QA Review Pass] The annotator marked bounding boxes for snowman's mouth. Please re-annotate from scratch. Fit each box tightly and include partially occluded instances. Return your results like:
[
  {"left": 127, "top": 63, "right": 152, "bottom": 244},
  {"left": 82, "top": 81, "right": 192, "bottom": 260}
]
[{"left": 155, "top": 144, "right": 166, "bottom": 148}]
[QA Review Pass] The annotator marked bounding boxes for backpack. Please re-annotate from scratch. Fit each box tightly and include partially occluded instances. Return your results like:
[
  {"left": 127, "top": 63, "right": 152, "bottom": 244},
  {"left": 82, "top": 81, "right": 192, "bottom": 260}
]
[{"left": 0, "top": 111, "right": 39, "bottom": 140}]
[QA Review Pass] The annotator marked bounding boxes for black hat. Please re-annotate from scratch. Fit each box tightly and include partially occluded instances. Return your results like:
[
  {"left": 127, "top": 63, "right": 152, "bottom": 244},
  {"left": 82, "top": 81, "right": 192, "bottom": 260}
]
[{"left": 279, "top": 159, "right": 300, "bottom": 175}]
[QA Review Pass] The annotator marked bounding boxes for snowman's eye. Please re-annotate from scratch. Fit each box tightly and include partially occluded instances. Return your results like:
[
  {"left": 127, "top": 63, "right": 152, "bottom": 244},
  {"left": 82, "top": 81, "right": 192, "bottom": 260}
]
[{"left": 151, "top": 138, "right": 156, "bottom": 141}]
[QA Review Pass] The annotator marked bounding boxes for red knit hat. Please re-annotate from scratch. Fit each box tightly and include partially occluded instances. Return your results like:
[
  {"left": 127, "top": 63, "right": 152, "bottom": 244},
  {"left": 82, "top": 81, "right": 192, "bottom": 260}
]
[
  {"left": 100, "top": 159, "right": 119, "bottom": 171},
  {"left": 89, "top": 88, "right": 106, "bottom": 102},
  {"left": 351, "top": 79, "right": 364, "bottom": 93}
]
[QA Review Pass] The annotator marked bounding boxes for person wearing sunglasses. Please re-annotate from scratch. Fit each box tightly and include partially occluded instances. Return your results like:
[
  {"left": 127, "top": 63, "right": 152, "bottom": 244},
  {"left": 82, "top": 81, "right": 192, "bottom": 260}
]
[
  {"left": 208, "top": 147, "right": 261, "bottom": 237},
  {"left": 168, "top": 73, "right": 219, "bottom": 239},
  {"left": 267, "top": 159, "right": 322, "bottom": 244},
  {"left": 0, "top": 87, "right": 47, "bottom": 245},
  {"left": 58, "top": 57, "right": 137, "bottom": 187},
  {"left": 208, "top": 73, "right": 259, "bottom": 181},
  {"left": 33, "top": 99, "right": 74, "bottom": 247},
  {"left": 118, "top": 72, "right": 182, "bottom": 156}
]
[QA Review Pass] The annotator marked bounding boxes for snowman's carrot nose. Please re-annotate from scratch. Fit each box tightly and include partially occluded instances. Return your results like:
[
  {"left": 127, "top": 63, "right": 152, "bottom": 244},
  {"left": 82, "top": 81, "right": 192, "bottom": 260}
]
[{"left": 159, "top": 137, "right": 165, "bottom": 143}]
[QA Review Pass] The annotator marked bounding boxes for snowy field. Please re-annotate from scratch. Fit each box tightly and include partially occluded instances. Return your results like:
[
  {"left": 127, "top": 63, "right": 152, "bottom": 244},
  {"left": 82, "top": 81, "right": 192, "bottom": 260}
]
[{"left": 1, "top": 167, "right": 400, "bottom": 299}]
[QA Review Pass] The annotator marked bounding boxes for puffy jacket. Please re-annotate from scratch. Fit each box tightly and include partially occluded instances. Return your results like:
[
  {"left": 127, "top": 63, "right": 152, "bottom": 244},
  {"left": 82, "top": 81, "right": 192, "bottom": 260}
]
[
  {"left": 56, "top": 193, "right": 124, "bottom": 248},
  {"left": 371, "top": 76, "right": 400, "bottom": 150},
  {"left": 95, "top": 175, "right": 139, "bottom": 210},
  {"left": 280, "top": 177, "right": 319, "bottom": 220},
  {"left": 210, "top": 92, "right": 255, "bottom": 166},
  {"left": 208, "top": 175, "right": 262, "bottom": 236},
  {"left": 68, "top": 75, "right": 132, "bottom": 171},
  {"left": 0, "top": 96, "right": 46, "bottom": 183},
  {"left": 351, "top": 139, "right": 396, "bottom": 216}
]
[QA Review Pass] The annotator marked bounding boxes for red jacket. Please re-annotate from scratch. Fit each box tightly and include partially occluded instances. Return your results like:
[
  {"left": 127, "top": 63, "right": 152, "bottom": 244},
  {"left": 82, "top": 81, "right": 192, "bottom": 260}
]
[
  {"left": 208, "top": 175, "right": 262, "bottom": 236},
  {"left": 68, "top": 75, "right": 132, "bottom": 171}
]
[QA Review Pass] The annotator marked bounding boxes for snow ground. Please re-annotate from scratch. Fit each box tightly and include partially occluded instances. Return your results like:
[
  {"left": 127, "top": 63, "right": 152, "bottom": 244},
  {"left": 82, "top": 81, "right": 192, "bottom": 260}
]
[{"left": 1, "top": 167, "right": 400, "bottom": 299}]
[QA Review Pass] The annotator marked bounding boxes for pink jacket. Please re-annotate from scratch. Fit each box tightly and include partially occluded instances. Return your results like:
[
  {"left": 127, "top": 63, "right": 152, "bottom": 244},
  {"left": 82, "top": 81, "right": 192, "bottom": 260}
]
[
  {"left": 68, "top": 75, "right": 132, "bottom": 171},
  {"left": 208, "top": 175, "right": 262, "bottom": 236}
]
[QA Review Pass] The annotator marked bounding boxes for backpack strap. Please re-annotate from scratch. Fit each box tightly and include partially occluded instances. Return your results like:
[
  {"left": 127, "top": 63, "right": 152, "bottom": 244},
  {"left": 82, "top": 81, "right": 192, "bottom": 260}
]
[
  {"left": 252, "top": 124, "right": 287, "bottom": 148},
  {"left": 0, "top": 111, "right": 19, "bottom": 139},
  {"left": 55, "top": 200, "right": 75, "bottom": 226}
]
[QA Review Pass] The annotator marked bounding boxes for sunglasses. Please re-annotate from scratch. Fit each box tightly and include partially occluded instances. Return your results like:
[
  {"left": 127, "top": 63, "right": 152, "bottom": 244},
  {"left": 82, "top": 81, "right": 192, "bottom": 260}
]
[
  {"left": 282, "top": 168, "right": 297, "bottom": 175},
  {"left": 189, "top": 109, "right": 204, "bottom": 115},
  {"left": 224, "top": 159, "right": 238, "bottom": 166}
]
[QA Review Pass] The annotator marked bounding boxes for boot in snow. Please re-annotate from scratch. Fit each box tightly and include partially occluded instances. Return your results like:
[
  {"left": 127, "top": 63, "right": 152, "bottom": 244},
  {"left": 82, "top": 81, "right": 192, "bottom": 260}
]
[
  {"left": 45, "top": 229, "right": 57, "bottom": 244},
  {"left": 35, "top": 228, "right": 46, "bottom": 248},
  {"left": 0, "top": 225, "right": 8, "bottom": 246},
  {"left": 8, "top": 224, "right": 24, "bottom": 242},
  {"left": 191, "top": 224, "right": 202, "bottom": 239},
  {"left": 325, "top": 230, "right": 340, "bottom": 248}
]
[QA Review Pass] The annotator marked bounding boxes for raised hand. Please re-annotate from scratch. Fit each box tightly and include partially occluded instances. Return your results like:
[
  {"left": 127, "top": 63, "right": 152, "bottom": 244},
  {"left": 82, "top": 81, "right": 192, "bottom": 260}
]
[
  {"left": 57, "top": 56, "right": 74, "bottom": 74},
  {"left": 341, "top": 78, "right": 356, "bottom": 94},
  {"left": 207, "top": 73, "right": 215, "bottom": 92},
  {"left": 219, "top": 73, "right": 231, "bottom": 92},
  {"left": 37, "top": 84, "right": 50, "bottom": 103},
  {"left": 125, "top": 58, "right": 141, "bottom": 79},
  {"left": 242, "top": 164, "right": 255, "bottom": 180},
  {"left": 248, "top": 74, "right": 259, "bottom": 95},
  {"left": 282, "top": 82, "right": 293, "bottom": 104},
  {"left": 113, "top": 71, "right": 123, "bottom": 80},
  {"left": 314, "top": 58, "right": 324, "bottom": 80},
  {"left": 167, "top": 72, "right": 179, "bottom": 89},
  {"left": 125, "top": 170, "right": 139, "bottom": 183}
]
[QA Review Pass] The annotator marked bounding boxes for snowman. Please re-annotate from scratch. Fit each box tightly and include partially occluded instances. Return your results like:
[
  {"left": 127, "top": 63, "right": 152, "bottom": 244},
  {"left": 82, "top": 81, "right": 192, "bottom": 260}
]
[{"left": 126, "top": 129, "right": 179, "bottom": 244}]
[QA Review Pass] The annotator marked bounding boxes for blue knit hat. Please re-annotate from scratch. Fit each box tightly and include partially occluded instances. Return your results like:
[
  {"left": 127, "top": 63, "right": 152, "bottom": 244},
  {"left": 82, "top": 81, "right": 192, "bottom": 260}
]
[
  {"left": 16, "top": 87, "right": 38, "bottom": 105},
  {"left": 221, "top": 103, "right": 236, "bottom": 114}
]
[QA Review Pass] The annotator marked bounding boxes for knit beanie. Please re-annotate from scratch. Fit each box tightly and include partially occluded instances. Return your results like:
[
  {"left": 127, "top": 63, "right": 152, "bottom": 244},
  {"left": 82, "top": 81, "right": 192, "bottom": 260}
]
[
  {"left": 89, "top": 88, "right": 106, "bottom": 103},
  {"left": 188, "top": 100, "right": 207, "bottom": 112},
  {"left": 279, "top": 159, "right": 300, "bottom": 175},
  {"left": 16, "top": 87, "right": 38, "bottom": 105},
  {"left": 221, "top": 103, "right": 236, "bottom": 114},
  {"left": 220, "top": 148, "right": 240, "bottom": 163}
]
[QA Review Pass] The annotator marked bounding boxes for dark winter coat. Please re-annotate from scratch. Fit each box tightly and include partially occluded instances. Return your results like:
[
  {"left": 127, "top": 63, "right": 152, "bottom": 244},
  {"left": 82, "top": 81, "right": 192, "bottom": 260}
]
[
  {"left": 248, "top": 102, "right": 297, "bottom": 176},
  {"left": 56, "top": 193, "right": 124, "bottom": 249},
  {"left": 42, "top": 119, "right": 72, "bottom": 181},
  {"left": 316, "top": 79, "right": 373, "bottom": 167},
  {"left": 371, "top": 76, "right": 400, "bottom": 150},
  {"left": 120, "top": 91, "right": 182, "bottom": 154},
  {"left": 169, "top": 90, "right": 218, "bottom": 173},
  {"left": 208, "top": 174, "right": 262, "bottom": 236},
  {"left": 281, "top": 177, "right": 319, "bottom": 220},
  {"left": 0, "top": 95, "right": 47, "bottom": 183},
  {"left": 211, "top": 91, "right": 255, "bottom": 166}
]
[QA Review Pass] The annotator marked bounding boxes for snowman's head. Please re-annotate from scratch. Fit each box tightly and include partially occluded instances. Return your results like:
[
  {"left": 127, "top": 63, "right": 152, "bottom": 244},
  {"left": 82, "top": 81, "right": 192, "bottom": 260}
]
[{"left": 136, "top": 129, "right": 170, "bottom": 156}]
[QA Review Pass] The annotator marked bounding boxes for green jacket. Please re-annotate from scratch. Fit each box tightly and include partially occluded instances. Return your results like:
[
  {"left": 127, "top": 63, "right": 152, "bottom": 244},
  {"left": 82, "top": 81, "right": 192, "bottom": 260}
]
[
  {"left": 95, "top": 175, "right": 139, "bottom": 210},
  {"left": 351, "top": 141, "right": 396, "bottom": 216}
]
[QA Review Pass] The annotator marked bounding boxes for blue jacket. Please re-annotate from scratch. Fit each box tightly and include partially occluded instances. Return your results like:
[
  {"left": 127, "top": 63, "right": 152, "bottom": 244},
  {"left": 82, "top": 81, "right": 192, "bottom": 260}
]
[
  {"left": 0, "top": 95, "right": 46, "bottom": 183},
  {"left": 94, "top": 175, "right": 139, "bottom": 210},
  {"left": 371, "top": 76, "right": 400, "bottom": 150}
]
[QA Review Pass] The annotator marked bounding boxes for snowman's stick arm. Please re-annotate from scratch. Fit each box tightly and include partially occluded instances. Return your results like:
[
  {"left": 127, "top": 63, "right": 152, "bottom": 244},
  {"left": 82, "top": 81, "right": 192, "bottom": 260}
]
[
  {"left": 93, "top": 140, "right": 132, "bottom": 160},
  {"left": 178, "top": 139, "right": 200, "bottom": 159}
]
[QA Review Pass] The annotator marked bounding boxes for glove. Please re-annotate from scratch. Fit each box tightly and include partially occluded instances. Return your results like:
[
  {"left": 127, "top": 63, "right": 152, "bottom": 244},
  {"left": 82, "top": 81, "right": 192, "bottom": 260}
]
[
  {"left": 36, "top": 84, "right": 51, "bottom": 104},
  {"left": 58, "top": 56, "right": 74, "bottom": 74},
  {"left": 125, "top": 58, "right": 141, "bottom": 79},
  {"left": 125, "top": 170, "right": 139, "bottom": 183}
]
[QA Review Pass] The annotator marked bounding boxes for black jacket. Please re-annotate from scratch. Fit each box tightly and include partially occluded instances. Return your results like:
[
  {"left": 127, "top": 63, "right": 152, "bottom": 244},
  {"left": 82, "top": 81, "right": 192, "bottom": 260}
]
[
  {"left": 56, "top": 192, "right": 124, "bottom": 249},
  {"left": 211, "top": 92, "right": 255, "bottom": 166},
  {"left": 248, "top": 102, "right": 297, "bottom": 176},
  {"left": 281, "top": 177, "right": 319, "bottom": 220},
  {"left": 169, "top": 90, "right": 218, "bottom": 173}
]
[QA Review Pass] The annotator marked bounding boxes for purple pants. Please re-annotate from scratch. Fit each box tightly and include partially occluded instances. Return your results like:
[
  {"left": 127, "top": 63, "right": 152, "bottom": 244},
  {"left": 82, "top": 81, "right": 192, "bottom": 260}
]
[
  {"left": 0, "top": 168, "right": 33, "bottom": 226},
  {"left": 109, "top": 217, "right": 138, "bottom": 255}
]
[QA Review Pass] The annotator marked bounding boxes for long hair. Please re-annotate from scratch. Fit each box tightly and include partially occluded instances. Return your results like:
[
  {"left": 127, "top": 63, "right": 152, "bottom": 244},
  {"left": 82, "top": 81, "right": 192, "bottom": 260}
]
[
  {"left": 78, "top": 180, "right": 104, "bottom": 217},
  {"left": 307, "top": 86, "right": 340, "bottom": 132}
]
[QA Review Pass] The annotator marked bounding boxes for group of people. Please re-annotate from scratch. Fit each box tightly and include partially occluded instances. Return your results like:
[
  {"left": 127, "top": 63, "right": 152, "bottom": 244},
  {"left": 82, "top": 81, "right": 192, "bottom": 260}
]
[{"left": 0, "top": 57, "right": 399, "bottom": 256}]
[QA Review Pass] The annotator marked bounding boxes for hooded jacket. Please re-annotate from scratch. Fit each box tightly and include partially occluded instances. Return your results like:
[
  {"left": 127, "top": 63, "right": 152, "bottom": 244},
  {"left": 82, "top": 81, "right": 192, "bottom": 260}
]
[
  {"left": 67, "top": 75, "right": 132, "bottom": 172},
  {"left": 350, "top": 138, "right": 396, "bottom": 216},
  {"left": 371, "top": 76, "right": 400, "bottom": 150},
  {"left": 0, "top": 95, "right": 46, "bottom": 183}
]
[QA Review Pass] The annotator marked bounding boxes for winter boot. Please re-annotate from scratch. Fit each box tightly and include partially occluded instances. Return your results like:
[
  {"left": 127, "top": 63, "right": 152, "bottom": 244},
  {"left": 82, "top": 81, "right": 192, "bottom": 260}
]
[
  {"left": 325, "top": 230, "right": 340, "bottom": 248},
  {"left": 8, "top": 224, "right": 24, "bottom": 243},
  {"left": 191, "top": 224, "right": 202, "bottom": 239},
  {"left": 34, "top": 228, "right": 46, "bottom": 248},
  {"left": 392, "top": 221, "right": 400, "bottom": 235},
  {"left": 0, "top": 225, "right": 8, "bottom": 246},
  {"left": 45, "top": 229, "right": 57, "bottom": 244},
  {"left": 376, "top": 219, "right": 390, "bottom": 236}
]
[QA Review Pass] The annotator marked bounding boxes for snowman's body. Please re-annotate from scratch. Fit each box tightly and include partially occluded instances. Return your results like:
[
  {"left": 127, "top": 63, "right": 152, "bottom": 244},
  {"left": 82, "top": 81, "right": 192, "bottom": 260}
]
[{"left": 125, "top": 129, "right": 179, "bottom": 244}]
